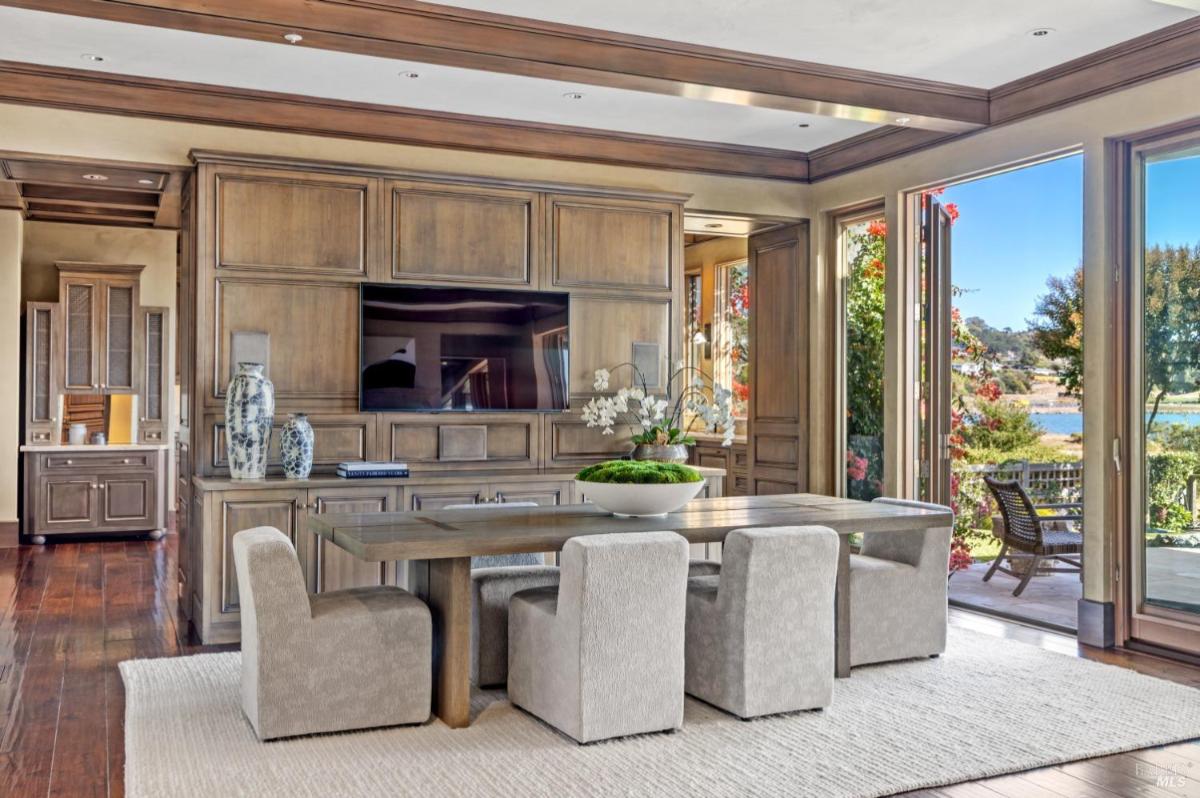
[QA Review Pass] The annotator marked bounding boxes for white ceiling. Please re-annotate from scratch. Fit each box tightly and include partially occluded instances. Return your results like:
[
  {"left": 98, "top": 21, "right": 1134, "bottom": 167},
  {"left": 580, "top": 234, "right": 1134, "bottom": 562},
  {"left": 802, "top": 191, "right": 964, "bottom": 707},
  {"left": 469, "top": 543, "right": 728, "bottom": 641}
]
[
  {"left": 0, "top": 7, "right": 877, "bottom": 151},
  {"left": 430, "top": 0, "right": 1198, "bottom": 88}
]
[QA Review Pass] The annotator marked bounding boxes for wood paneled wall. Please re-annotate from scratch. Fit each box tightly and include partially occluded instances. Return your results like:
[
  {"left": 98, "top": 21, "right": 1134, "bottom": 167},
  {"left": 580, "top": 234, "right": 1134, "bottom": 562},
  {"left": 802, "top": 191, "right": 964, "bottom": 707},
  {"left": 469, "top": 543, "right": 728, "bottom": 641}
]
[{"left": 181, "top": 151, "right": 687, "bottom": 481}]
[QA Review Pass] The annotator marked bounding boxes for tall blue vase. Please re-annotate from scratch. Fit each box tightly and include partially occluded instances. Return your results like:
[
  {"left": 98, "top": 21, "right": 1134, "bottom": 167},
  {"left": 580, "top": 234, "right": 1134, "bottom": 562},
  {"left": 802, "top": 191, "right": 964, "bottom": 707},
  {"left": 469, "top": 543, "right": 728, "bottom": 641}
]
[
  {"left": 280, "top": 413, "right": 314, "bottom": 480},
  {"left": 225, "top": 362, "right": 274, "bottom": 480}
]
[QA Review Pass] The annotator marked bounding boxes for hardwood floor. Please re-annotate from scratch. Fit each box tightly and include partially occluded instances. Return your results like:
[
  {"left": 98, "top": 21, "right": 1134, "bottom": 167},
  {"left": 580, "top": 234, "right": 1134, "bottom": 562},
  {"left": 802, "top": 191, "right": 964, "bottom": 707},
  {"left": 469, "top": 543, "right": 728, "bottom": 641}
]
[{"left": 0, "top": 531, "right": 1196, "bottom": 797}]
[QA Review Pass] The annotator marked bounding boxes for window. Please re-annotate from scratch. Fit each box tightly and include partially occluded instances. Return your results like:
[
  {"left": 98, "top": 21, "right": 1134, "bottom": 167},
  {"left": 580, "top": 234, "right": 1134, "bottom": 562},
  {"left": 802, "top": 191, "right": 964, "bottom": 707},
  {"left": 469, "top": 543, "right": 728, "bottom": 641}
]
[
  {"left": 715, "top": 259, "right": 750, "bottom": 418},
  {"left": 842, "top": 215, "right": 887, "bottom": 500}
]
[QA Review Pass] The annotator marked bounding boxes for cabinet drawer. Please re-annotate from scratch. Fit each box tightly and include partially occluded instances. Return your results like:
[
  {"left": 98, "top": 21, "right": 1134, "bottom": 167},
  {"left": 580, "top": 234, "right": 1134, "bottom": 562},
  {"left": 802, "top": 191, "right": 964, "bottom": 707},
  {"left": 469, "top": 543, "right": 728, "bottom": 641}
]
[{"left": 41, "top": 451, "right": 154, "bottom": 470}]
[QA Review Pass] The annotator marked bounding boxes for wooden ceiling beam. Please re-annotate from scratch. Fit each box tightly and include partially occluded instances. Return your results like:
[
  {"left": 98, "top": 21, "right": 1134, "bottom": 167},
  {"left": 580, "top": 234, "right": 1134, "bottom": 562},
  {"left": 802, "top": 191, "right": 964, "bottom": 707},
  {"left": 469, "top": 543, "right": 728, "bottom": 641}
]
[
  {"left": 0, "top": 0, "right": 989, "bottom": 133},
  {"left": 0, "top": 60, "right": 810, "bottom": 181}
]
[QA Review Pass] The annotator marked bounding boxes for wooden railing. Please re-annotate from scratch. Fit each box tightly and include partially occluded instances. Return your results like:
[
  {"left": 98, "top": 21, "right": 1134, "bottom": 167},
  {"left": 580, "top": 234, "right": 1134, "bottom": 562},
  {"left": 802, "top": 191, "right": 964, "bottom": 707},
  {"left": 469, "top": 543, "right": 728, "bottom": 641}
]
[{"left": 959, "top": 460, "right": 1083, "bottom": 502}]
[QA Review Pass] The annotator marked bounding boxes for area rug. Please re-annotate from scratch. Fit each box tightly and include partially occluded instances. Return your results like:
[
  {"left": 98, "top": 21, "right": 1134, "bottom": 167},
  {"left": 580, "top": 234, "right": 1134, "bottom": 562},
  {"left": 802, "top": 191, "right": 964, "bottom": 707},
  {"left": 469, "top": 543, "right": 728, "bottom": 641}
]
[{"left": 121, "top": 627, "right": 1200, "bottom": 798}]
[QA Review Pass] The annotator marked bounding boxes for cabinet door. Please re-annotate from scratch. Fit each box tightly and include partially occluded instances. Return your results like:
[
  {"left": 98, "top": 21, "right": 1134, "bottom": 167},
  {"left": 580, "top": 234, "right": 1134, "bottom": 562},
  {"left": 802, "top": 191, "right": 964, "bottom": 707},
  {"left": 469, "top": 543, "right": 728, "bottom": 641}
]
[
  {"left": 61, "top": 278, "right": 100, "bottom": 393},
  {"left": 25, "top": 302, "right": 60, "bottom": 445},
  {"left": 139, "top": 306, "right": 169, "bottom": 443},
  {"left": 38, "top": 476, "right": 99, "bottom": 534},
  {"left": 98, "top": 471, "right": 157, "bottom": 530},
  {"left": 493, "top": 481, "right": 568, "bottom": 506},
  {"left": 306, "top": 487, "right": 398, "bottom": 594},
  {"left": 547, "top": 194, "right": 677, "bottom": 292},
  {"left": 102, "top": 279, "right": 139, "bottom": 393},
  {"left": 407, "top": 487, "right": 486, "bottom": 511},
  {"left": 215, "top": 490, "right": 306, "bottom": 614}
]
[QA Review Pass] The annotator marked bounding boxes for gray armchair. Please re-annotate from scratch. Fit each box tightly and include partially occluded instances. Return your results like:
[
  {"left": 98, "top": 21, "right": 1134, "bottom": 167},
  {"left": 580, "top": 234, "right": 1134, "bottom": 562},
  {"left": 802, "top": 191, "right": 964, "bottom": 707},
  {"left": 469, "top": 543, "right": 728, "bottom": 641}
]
[
  {"left": 685, "top": 526, "right": 838, "bottom": 718},
  {"left": 850, "top": 498, "right": 953, "bottom": 667},
  {"left": 232, "top": 526, "right": 431, "bottom": 740},
  {"left": 444, "top": 502, "right": 561, "bottom": 688},
  {"left": 508, "top": 531, "right": 689, "bottom": 743}
]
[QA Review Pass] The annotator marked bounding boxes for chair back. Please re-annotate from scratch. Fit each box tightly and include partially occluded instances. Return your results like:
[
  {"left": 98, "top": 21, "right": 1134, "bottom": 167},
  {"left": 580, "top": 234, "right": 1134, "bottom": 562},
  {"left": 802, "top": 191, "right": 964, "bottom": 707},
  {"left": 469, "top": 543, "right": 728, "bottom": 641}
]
[
  {"left": 231, "top": 527, "right": 311, "bottom": 629},
  {"left": 443, "top": 502, "right": 544, "bottom": 568},
  {"left": 983, "top": 477, "right": 1044, "bottom": 549},
  {"left": 866, "top": 497, "right": 954, "bottom": 569}
]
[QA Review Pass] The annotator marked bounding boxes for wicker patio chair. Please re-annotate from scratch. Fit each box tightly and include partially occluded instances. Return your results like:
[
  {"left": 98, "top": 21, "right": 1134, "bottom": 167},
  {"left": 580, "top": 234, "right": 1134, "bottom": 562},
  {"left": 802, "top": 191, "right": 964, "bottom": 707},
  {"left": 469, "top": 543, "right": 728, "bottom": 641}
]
[{"left": 982, "top": 477, "right": 1083, "bottom": 597}]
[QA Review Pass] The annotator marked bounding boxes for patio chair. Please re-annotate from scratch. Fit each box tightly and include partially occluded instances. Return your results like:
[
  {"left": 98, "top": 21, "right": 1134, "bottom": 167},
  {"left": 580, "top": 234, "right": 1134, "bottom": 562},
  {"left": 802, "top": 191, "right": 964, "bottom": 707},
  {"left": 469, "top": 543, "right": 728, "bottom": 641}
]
[{"left": 982, "top": 477, "right": 1083, "bottom": 597}]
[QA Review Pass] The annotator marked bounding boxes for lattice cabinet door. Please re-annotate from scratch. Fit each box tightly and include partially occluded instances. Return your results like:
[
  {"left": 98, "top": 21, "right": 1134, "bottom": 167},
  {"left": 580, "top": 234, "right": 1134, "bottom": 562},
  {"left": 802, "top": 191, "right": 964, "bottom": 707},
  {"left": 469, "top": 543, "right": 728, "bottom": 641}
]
[
  {"left": 24, "top": 301, "right": 61, "bottom": 445},
  {"left": 138, "top": 306, "right": 170, "bottom": 443},
  {"left": 60, "top": 276, "right": 101, "bottom": 393},
  {"left": 102, "top": 278, "right": 140, "bottom": 393}
]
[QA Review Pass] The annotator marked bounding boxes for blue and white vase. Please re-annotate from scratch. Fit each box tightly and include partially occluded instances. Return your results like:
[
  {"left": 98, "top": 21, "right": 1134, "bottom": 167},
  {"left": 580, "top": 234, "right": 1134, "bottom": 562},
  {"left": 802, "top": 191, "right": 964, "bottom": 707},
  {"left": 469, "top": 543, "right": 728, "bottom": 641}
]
[
  {"left": 225, "top": 362, "right": 274, "bottom": 480},
  {"left": 280, "top": 413, "right": 314, "bottom": 480}
]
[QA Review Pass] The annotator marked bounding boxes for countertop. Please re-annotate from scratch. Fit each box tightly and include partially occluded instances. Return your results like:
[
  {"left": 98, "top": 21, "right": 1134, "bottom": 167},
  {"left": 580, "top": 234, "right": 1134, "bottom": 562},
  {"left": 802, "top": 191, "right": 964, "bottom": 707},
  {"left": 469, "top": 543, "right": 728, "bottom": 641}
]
[{"left": 21, "top": 443, "right": 171, "bottom": 452}]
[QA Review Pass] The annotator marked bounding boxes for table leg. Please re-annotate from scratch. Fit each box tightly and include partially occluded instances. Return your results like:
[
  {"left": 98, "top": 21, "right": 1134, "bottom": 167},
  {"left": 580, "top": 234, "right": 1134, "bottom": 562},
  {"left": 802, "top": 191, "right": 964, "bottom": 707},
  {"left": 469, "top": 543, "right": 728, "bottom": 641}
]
[
  {"left": 427, "top": 556, "right": 473, "bottom": 728},
  {"left": 835, "top": 534, "right": 851, "bottom": 678}
]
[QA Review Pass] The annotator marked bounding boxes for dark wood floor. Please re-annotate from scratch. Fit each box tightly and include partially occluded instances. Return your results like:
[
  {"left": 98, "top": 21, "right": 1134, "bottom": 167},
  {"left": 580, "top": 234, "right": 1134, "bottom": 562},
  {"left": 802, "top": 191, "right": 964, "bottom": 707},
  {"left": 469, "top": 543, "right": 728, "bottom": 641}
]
[{"left": 0, "top": 532, "right": 1196, "bottom": 798}]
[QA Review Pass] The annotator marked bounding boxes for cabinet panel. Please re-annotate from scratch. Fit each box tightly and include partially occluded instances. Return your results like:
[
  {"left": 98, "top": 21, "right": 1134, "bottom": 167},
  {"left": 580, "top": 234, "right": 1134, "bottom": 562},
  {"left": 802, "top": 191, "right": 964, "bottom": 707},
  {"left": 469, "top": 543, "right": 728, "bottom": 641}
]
[
  {"left": 214, "top": 278, "right": 359, "bottom": 403},
  {"left": 549, "top": 196, "right": 675, "bottom": 291},
  {"left": 210, "top": 413, "right": 373, "bottom": 474},
  {"left": 494, "top": 482, "right": 567, "bottom": 506},
  {"left": 545, "top": 416, "right": 631, "bottom": 465},
  {"left": 25, "top": 302, "right": 60, "bottom": 444},
  {"left": 308, "top": 487, "right": 396, "bottom": 594},
  {"left": 40, "top": 476, "right": 97, "bottom": 531},
  {"left": 217, "top": 491, "right": 304, "bottom": 613},
  {"left": 408, "top": 487, "right": 486, "bottom": 511},
  {"left": 570, "top": 295, "right": 671, "bottom": 395},
  {"left": 140, "top": 307, "right": 169, "bottom": 443},
  {"left": 104, "top": 282, "right": 138, "bottom": 392},
  {"left": 217, "top": 172, "right": 370, "bottom": 277},
  {"left": 388, "top": 181, "right": 537, "bottom": 286},
  {"left": 99, "top": 472, "right": 156, "bottom": 528},
  {"left": 62, "top": 279, "right": 99, "bottom": 392},
  {"left": 382, "top": 414, "right": 538, "bottom": 470}
]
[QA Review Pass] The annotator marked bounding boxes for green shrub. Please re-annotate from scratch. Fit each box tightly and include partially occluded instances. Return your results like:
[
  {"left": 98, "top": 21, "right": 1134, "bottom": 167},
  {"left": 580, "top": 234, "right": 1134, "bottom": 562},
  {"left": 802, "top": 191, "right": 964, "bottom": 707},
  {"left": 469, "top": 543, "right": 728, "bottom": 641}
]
[
  {"left": 960, "top": 400, "right": 1044, "bottom": 452},
  {"left": 576, "top": 460, "right": 703, "bottom": 484},
  {"left": 961, "top": 443, "right": 1075, "bottom": 466},
  {"left": 1147, "top": 451, "right": 1200, "bottom": 532},
  {"left": 997, "top": 368, "right": 1033, "bottom": 395}
]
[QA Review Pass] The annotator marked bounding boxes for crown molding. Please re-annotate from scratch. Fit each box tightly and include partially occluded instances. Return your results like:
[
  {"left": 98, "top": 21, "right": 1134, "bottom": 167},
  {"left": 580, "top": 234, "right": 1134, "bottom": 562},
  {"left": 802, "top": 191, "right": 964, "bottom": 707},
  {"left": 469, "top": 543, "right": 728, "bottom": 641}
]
[
  {"left": 0, "top": 60, "right": 810, "bottom": 181},
  {"left": 0, "top": 0, "right": 988, "bottom": 133}
]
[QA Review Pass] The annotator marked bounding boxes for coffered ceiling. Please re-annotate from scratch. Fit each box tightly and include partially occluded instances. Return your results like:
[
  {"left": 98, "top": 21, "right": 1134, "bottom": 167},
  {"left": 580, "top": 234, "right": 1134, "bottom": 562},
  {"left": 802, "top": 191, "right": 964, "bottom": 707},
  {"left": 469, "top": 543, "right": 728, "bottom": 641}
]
[{"left": 0, "top": 1, "right": 1196, "bottom": 183}]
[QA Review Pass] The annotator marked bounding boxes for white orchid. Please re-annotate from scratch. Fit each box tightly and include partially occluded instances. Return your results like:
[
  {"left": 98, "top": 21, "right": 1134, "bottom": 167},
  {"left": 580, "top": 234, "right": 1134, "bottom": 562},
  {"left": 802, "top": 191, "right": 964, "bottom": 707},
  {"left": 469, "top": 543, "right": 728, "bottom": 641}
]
[{"left": 593, "top": 368, "right": 611, "bottom": 392}]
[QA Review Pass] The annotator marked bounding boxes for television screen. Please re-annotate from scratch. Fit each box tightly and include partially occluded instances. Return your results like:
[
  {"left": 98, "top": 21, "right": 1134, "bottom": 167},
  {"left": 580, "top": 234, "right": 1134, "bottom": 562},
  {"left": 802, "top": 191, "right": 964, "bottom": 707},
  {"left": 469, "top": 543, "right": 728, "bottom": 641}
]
[{"left": 360, "top": 284, "right": 570, "bottom": 412}]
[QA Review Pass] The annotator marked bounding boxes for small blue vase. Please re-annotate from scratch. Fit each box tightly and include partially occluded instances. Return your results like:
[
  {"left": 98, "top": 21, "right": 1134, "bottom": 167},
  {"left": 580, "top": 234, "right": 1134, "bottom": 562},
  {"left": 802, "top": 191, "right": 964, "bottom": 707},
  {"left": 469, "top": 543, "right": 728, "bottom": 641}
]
[{"left": 280, "top": 413, "right": 314, "bottom": 480}]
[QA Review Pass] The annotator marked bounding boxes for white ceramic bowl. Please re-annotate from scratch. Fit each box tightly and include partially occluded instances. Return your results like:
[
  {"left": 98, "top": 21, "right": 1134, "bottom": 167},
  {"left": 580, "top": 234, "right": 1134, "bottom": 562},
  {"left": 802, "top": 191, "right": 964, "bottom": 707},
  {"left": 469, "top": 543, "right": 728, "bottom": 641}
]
[{"left": 575, "top": 478, "right": 706, "bottom": 518}]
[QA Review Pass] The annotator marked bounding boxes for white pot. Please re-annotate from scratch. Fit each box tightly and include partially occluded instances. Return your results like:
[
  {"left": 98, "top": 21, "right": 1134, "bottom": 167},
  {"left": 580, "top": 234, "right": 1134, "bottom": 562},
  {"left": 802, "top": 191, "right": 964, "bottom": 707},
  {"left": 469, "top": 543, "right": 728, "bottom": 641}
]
[{"left": 575, "top": 479, "right": 706, "bottom": 518}]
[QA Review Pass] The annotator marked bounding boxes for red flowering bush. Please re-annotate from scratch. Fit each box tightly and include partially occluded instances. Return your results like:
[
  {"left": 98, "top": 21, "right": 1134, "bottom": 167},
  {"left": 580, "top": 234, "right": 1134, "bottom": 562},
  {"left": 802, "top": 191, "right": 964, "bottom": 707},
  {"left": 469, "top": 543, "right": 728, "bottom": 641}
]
[
  {"left": 846, "top": 451, "right": 869, "bottom": 482},
  {"left": 949, "top": 537, "right": 974, "bottom": 575}
]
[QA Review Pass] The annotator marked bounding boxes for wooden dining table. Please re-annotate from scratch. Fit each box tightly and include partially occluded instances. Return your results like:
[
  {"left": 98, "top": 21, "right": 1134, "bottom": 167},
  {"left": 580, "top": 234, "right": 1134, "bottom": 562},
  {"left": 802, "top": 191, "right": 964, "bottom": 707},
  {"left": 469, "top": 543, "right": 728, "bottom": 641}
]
[{"left": 309, "top": 493, "right": 952, "bottom": 728}]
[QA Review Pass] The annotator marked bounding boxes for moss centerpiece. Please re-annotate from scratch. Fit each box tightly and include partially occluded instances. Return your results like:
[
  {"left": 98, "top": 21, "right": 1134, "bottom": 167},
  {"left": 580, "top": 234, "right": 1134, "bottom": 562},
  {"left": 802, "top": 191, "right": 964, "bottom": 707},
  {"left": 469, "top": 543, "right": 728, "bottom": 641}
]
[{"left": 575, "top": 460, "right": 706, "bottom": 518}]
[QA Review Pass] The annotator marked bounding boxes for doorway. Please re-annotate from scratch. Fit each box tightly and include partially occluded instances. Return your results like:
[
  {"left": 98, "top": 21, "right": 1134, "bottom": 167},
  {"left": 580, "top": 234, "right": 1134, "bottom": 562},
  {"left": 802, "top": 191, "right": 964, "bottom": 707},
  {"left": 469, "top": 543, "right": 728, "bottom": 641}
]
[{"left": 912, "top": 153, "right": 1085, "bottom": 632}]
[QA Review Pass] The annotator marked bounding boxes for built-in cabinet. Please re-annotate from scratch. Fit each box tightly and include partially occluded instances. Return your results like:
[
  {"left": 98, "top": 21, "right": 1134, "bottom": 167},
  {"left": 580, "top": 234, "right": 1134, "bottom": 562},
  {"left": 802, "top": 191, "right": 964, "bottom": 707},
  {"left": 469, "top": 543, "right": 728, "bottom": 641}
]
[
  {"left": 58, "top": 263, "right": 142, "bottom": 395},
  {"left": 689, "top": 439, "right": 749, "bottom": 496}
]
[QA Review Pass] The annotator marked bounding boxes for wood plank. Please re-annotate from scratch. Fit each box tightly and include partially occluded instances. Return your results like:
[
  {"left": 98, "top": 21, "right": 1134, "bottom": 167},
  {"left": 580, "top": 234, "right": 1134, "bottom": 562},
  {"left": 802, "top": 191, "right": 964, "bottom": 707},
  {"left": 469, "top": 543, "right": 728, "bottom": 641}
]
[{"left": 0, "top": 0, "right": 988, "bottom": 132}]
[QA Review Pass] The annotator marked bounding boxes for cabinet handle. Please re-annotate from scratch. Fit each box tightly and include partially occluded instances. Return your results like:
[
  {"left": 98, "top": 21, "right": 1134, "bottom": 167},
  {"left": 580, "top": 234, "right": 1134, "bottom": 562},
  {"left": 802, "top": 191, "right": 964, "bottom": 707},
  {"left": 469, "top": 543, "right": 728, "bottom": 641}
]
[
  {"left": 90, "top": 483, "right": 98, "bottom": 490},
  {"left": 65, "top": 459, "right": 73, "bottom": 465},
  {"left": 122, "top": 458, "right": 131, "bottom": 464}
]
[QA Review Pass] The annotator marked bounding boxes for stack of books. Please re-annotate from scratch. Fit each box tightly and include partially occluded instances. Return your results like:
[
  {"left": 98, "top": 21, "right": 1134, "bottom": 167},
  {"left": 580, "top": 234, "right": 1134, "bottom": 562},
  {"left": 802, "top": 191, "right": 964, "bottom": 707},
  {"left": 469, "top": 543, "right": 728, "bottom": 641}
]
[{"left": 336, "top": 461, "right": 410, "bottom": 479}]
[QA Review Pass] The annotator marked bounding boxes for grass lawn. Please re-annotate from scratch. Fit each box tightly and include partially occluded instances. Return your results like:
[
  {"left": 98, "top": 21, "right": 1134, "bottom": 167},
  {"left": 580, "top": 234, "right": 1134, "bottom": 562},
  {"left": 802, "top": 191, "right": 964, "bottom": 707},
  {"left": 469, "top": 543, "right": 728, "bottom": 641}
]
[{"left": 966, "top": 534, "right": 1002, "bottom": 563}]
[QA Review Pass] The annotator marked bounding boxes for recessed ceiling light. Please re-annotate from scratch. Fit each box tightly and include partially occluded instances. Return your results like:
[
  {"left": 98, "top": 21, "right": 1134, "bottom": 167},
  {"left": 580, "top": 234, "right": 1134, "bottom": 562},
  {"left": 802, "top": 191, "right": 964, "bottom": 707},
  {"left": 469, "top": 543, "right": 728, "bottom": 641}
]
[
  {"left": 137, "top": 178, "right": 155, "bottom": 185},
  {"left": 283, "top": 32, "right": 304, "bottom": 44},
  {"left": 704, "top": 223, "right": 724, "bottom": 229},
  {"left": 400, "top": 71, "right": 420, "bottom": 79},
  {"left": 796, "top": 123, "right": 811, "bottom": 129},
  {"left": 894, "top": 116, "right": 912, "bottom": 125},
  {"left": 1029, "top": 27, "right": 1054, "bottom": 37},
  {"left": 80, "top": 53, "right": 105, "bottom": 62},
  {"left": 81, "top": 173, "right": 109, "bottom": 181},
  {"left": 562, "top": 91, "right": 584, "bottom": 100}
]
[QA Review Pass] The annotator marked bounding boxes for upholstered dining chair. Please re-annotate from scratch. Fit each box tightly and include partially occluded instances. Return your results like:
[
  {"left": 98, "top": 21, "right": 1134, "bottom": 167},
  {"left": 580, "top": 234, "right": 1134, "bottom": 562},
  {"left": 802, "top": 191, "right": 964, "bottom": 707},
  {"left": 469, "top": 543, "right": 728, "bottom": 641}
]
[
  {"left": 684, "top": 526, "right": 839, "bottom": 719},
  {"left": 508, "top": 531, "right": 690, "bottom": 743},
  {"left": 443, "top": 502, "right": 561, "bottom": 688},
  {"left": 849, "top": 498, "right": 954, "bottom": 667},
  {"left": 232, "top": 526, "right": 431, "bottom": 740}
]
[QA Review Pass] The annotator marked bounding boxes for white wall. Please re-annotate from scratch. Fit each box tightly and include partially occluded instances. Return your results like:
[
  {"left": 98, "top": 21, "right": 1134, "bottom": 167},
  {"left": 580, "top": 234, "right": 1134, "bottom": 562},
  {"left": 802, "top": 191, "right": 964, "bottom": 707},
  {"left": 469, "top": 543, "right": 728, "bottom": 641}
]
[{"left": 0, "top": 210, "right": 22, "bottom": 526}]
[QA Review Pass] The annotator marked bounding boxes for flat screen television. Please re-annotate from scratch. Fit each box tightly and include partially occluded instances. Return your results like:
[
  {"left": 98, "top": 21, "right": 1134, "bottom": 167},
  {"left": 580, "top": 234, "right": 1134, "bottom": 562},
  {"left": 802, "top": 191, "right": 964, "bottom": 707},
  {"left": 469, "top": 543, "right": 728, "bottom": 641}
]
[{"left": 360, "top": 284, "right": 570, "bottom": 412}]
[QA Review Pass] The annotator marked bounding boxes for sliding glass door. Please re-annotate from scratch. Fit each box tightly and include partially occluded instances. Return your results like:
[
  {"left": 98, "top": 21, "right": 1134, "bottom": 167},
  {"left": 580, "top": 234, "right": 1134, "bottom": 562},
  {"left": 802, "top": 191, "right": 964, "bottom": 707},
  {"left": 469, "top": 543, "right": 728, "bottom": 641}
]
[{"left": 1128, "top": 132, "right": 1200, "bottom": 655}]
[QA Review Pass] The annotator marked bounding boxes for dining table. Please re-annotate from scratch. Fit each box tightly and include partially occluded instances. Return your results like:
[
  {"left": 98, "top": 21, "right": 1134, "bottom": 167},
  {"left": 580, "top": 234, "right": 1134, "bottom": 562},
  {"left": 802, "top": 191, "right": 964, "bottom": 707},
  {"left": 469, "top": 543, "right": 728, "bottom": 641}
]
[{"left": 308, "top": 492, "right": 953, "bottom": 728}]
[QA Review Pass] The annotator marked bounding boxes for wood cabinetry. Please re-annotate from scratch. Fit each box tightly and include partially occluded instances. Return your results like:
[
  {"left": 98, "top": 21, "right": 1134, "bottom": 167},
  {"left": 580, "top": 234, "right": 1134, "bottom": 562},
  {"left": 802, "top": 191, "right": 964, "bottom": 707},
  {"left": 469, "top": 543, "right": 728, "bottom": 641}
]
[
  {"left": 22, "top": 447, "right": 168, "bottom": 544},
  {"left": 57, "top": 263, "right": 143, "bottom": 395},
  {"left": 139, "top": 306, "right": 169, "bottom": 443},
  {"left": 24, "top": 302, "right": 60, "bottom": 445},
  {"left": 307, "top": 486, "right": 400, "bottom": 594},
  {"left": 689, "top": 440, "right": 749, "bottom": 497},
  {"left": 547, "top": 194, "right": 678, "bottom": 292}
]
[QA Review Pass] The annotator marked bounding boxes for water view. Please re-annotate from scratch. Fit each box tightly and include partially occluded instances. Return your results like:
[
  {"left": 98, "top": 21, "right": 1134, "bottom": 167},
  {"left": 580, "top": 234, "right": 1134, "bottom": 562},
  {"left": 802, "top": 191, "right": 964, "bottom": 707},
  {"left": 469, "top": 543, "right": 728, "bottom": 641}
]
[{"left": 1031, "top": 411, "right": 1200, "bottom": 436}]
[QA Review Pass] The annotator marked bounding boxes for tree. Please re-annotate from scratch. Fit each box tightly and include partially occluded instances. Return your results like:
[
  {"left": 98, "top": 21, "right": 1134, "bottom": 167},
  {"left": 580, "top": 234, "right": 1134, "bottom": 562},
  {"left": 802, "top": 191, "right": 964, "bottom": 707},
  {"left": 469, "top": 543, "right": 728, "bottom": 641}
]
[
  {"left": 1142, "top": 244, "right": 1200, "bottom": 431},
  {"left": 1029, "top": 264, "right": 1083, "bottom": 398}
]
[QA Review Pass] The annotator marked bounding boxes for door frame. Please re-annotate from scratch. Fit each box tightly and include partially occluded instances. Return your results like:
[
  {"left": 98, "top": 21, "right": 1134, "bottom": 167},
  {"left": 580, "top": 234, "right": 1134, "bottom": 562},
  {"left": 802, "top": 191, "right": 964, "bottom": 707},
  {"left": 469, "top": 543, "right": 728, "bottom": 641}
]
[{"left": 1114, "top": 118, "right": 1200, "bottom": 657}]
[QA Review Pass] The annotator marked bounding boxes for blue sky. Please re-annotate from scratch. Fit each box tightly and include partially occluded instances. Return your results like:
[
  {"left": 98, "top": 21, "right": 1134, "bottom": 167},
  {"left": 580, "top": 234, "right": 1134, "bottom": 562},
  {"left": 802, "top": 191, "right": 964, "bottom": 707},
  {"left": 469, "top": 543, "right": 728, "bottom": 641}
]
[
  {"left": 942, "top": 153, "right": 1083, "bottom": 331},
  {"left": 943, "top": 151, "right": 1200, "bottom": 331}
]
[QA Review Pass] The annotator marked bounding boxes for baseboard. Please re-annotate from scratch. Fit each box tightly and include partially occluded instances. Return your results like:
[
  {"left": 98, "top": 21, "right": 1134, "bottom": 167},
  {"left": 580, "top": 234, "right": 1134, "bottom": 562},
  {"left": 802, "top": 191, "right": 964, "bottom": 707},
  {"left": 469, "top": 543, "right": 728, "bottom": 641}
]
[
  {"left": 0, "top": 521, "right": 18, "bottom": 548},
  {"left": 1077, "top": 599, "right": 1116, "bottom": 648}
]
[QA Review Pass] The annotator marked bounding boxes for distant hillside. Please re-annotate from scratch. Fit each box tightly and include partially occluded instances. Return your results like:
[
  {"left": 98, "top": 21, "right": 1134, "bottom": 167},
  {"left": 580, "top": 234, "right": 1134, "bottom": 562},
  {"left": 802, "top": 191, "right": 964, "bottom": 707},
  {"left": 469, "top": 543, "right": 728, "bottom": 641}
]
[{"left": 964, "top": 317, "right": 1043, "bottom": 365}]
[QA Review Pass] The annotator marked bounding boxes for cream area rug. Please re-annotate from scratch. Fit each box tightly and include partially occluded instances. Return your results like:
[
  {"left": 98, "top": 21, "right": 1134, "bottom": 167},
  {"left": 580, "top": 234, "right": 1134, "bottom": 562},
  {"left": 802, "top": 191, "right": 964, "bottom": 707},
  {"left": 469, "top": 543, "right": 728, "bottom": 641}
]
[{"left": 121, "top": 627, "right": 1200, "bottom": 798}]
